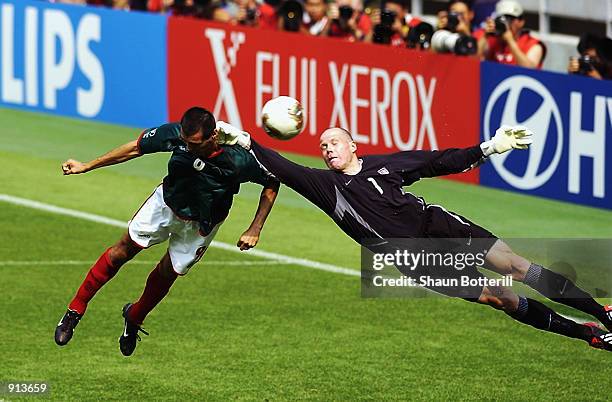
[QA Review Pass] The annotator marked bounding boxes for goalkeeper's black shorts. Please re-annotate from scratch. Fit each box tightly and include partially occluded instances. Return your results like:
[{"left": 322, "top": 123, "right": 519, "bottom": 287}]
[{"left": 409, "top": 204, "right": 499, "bottom": 300}]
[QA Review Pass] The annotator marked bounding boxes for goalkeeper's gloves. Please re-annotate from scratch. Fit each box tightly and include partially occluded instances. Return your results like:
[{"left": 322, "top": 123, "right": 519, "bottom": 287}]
[
  {"left": 216, "top": 121, "right": 252, "bottom": 149},
  {"left": 480, "top": 125, "right": 533, "bottom": 157}
]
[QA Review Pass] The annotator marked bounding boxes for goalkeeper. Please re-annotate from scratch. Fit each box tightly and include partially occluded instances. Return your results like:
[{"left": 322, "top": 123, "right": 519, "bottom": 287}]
[{"left": 216, "top": 123, "right": 612, "bottom": 351}]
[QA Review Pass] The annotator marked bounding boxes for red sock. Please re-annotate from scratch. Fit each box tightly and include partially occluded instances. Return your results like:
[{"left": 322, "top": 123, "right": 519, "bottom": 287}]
[
  {"left": 68, "top": 248, "right": 120, "bottom": 315},
  {"left": 129, "top": 263, "right": 178, "bottom": 325}
]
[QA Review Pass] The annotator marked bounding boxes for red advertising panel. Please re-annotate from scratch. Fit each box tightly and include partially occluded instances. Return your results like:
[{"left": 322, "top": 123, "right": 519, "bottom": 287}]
[{"left": 168, "top": 18, "right": 480, "bottom": 183}]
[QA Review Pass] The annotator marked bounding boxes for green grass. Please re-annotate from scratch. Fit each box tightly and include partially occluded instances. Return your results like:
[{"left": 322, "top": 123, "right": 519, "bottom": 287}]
[{"left": 0, "top": 108, "right": 611, "bottom": 401}]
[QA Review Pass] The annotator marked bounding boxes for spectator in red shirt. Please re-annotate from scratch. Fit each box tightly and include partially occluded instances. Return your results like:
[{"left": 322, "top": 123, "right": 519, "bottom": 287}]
[
  {"left": 258, "top": 0, "right": 280, "bottom": 30},
  {"left": 478, "top": 0, "right": 546, "bottom": 69}
]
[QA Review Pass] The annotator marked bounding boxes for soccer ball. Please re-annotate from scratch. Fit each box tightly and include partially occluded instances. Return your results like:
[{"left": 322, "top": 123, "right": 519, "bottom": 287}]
[{"left": 261, "top": 96, "right": 304, "bottom": 140}]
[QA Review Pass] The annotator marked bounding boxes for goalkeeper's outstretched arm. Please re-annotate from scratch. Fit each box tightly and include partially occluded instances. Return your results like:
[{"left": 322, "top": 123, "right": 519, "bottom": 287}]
[
  {"left": 250, "top": 140, "right": 323, "bottom": 195},
  {"left": 215, "top": 121, "right": 325, "bottom": 195},
  {"left": 422, "top": 125, "right": 534, "bottom": 178}
]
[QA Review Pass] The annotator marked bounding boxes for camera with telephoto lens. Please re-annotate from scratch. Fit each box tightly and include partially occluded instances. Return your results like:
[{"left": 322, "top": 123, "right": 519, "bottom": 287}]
[
  {"left": 446, "top": 11, "right": 460, "bottom": 32},
  {"left": 431, "top": 29, "right": 476, "bottom": 55},
  {"left": 373, "top": 9, "right": 397, "bottom": 44},
  {"left": 279, "top": 0, "right": 304, "bottom": 32}
]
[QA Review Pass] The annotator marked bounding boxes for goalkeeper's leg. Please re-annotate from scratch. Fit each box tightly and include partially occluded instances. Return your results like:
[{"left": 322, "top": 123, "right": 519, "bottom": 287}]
[
  {"left": 476, "top": 286, "right": 612, "bottom": 351},
  {"left": 483, "top": 240, "right": 612, "bottom": 331}
]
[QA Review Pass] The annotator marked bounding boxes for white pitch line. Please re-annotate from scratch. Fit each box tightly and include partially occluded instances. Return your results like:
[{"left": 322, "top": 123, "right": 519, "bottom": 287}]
[
  {"left": 0, "top": 193, "right": 359, "bottom": 277},
  {"left": 0, "top": 260, "right": 286, "bottom": 267}
]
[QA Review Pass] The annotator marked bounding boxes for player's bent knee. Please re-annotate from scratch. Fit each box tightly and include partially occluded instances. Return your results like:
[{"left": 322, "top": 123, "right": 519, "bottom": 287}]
[{"left": 108, "top": 234, "right": 140, "bottom": 266}]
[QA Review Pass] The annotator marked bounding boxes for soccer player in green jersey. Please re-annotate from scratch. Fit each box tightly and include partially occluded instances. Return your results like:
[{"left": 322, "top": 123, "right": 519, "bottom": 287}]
[{"left": 55, "top": 107, "right": 280, "bottom": 356}]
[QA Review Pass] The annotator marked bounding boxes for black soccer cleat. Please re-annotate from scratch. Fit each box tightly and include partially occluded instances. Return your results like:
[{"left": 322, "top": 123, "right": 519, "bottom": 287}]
[
  {"left": 584, "top": 322, "right": 612, "bottom": 352},
  {"left": 599, "top": 305, "right": 612, "bottom": 332},
  {"left": 55, "top": 309, "right": 83, "bottom": 346},
  {"left": 119, "top": 303, "right": 148, "bottom": 356}
]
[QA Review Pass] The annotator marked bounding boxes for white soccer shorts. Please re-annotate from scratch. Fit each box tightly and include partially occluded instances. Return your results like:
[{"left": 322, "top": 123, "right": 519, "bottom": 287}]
[{"left": 128, "top": 185, "right": 221, "bottom": 275}]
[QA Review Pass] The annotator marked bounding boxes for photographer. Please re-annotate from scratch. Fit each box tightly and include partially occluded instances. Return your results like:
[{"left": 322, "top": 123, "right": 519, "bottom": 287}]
[
  {"left": 432, "top": 0, "right": 478, "bottom": 56},
  {"left": 568, "top": 33, "right": 612, "bottom": 80},
  {"left": 326, "top": 0, "right": 372, "bottom": 42},
  {"left": 437, "top": 0, "right": 481, "bottom": 38},
  {"left": 367, "top": 0, "right": 421, "bottom": 47},
  {"left": 478, "top": 0, "right": 546, "bottom": 69},
  {"left": 233, "top": 0, "right": 261, "bottom": 26}
]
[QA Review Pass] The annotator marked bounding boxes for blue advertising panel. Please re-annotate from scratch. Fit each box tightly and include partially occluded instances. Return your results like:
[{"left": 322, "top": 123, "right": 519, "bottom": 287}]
[
  {"left": 480, "top": 62, "right": 612, "bottom": 210},
  {"left": 0, "top": 0, "right": 167, "bottom": 127}
]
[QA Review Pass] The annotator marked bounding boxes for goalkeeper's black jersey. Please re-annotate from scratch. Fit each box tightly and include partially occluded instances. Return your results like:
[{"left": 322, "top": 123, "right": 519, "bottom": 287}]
[{"left": 250, "top": 141, "right": 485, "bottom": 244}]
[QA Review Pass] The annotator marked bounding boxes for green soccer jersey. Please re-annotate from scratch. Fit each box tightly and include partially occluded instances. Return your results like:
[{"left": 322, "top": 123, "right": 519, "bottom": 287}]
[{"left": 137, "top": 123, "right": 275, "bottom": 235}]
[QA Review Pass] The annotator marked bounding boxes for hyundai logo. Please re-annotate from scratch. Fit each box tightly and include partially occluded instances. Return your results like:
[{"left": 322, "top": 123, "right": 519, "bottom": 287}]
[{"left": 483, "top": 75, "right": 564, "bottom": 190}]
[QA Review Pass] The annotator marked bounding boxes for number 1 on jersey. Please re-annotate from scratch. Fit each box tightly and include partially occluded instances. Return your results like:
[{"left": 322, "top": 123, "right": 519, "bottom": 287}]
[{"left": 367, "top": 177, "right": 384, "bottom": 195}]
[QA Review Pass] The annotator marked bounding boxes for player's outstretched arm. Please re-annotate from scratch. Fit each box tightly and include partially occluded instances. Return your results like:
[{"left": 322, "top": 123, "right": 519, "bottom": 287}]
[
  {"left": 480, "top": 125, "right": 533, "bottom": 156},
  {"left": 218, "top": 123, "right": 325, "bottom": 194},
  {"left": 61, "top": 140, "right": 141, "bottom": 175},
  {"left": 216, "top": 121, "right": 318, "bottom": 187},
  {"left": 237, "top": 179, "right": 280, "bottom": 251},
  {"left": 410, "top": 125, "right": 533, "bottom": 179}
]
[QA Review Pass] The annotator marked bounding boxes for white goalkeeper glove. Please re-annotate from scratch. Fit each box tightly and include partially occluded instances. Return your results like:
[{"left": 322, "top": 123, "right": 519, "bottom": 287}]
[
  {"left": 216, "top": 121, "right": 252, "bottom": 149},
  {"left": 480, "top": 125, "right": 533, "bottom": 157}
]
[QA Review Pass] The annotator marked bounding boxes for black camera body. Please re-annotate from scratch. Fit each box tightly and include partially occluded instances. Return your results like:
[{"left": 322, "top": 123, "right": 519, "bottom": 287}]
[
  {"left": 245, "top": 7, "right": 257, "bottom": 22},
  {"left": 494, "top": 15, "right": 508, "bottom": 36},
  {"left": 577, "top": 55, "right": 595, "bottom": 75},
  {"left": 373, "top": 9, "right": 398, "bottom": 44},
  {"left": 380, "top": 9, "right": 397, "bottom": 27},
  {"left": 339, "top": 5, "right": 353, "bottom": 20},
  {"left": 446, "top": 12, "right": 460, "bottom": 32},
  {"left": 333, "top": 5, "right": 354, "bottom": 31}
]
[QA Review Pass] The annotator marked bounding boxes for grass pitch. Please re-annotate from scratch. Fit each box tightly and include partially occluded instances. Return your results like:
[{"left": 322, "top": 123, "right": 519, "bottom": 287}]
[{"left": 0, "top": 108, "right": 610, "bottom": 401}]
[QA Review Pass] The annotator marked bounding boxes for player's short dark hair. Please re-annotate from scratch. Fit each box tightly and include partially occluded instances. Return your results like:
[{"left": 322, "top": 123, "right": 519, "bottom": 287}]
[
  {"left": 384, "top": 0, "right": 409, "bottom": 11},
  {"left": 448, "top": 0, "right": 473, "bottom": 11},
  {"left": 180, "top": 107, "right": 216, "bottom": 139},
  {"left": 578, "top": 33, "right": 612, "bottom": 62}
]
